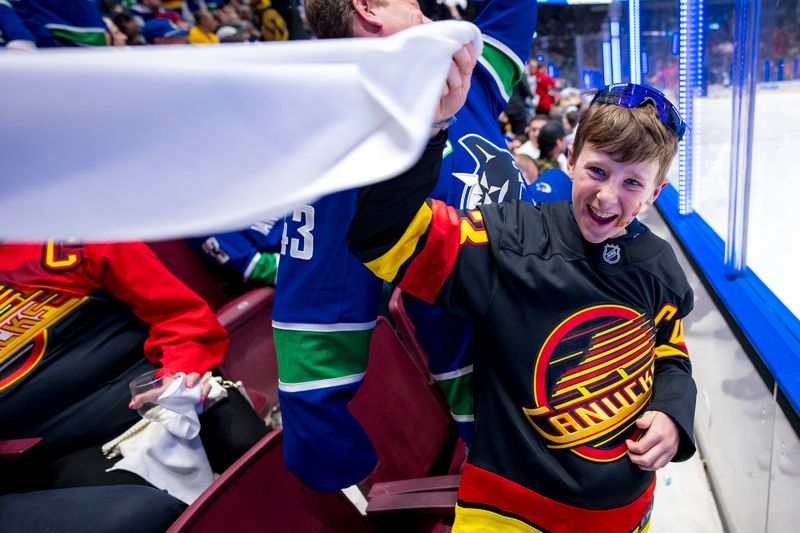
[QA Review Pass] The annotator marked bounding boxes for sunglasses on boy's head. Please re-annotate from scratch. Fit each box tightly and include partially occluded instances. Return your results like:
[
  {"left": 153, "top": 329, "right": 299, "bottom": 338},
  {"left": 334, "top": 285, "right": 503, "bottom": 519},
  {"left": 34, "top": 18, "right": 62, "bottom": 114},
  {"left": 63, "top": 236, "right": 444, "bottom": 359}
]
[{"left": 590, "top": 83, "right": 687, "bottom": 142}]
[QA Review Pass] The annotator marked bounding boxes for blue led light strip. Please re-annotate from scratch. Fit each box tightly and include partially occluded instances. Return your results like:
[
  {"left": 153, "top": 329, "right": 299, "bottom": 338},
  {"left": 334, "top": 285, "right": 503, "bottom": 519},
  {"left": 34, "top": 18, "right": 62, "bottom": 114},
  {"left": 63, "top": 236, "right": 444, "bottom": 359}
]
[
  {"left": 602, "top": 41, "right": 612, "bottom": 85},
  {"left": 628, "top": 0, "right": 641, "bottom": 84},
  {"left": 678, "top": 0, "right": 704, "bottom": 216}
]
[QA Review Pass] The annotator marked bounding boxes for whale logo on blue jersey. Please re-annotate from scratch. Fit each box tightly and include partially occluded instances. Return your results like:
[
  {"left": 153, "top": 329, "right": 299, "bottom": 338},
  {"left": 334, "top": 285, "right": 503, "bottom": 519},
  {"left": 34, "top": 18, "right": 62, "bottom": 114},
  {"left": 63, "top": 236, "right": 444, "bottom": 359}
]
[{"left": 452, "top": 134, "right": 522, "bottom": 210}]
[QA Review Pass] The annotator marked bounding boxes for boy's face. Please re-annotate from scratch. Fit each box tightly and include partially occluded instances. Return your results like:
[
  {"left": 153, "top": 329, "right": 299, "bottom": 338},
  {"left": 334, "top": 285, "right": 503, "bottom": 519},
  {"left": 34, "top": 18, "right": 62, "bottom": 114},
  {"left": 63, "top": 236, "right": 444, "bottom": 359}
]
[{"left": 567, "top": 143, "right": 665, "bottom": 244}]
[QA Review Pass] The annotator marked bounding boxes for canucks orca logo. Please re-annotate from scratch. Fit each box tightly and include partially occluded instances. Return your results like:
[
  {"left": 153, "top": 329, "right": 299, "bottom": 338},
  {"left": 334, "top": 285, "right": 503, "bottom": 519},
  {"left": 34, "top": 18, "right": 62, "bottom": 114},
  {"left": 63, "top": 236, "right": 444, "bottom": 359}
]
[{"left": 453, "top": 134, "right": 521, "bottom": 209}]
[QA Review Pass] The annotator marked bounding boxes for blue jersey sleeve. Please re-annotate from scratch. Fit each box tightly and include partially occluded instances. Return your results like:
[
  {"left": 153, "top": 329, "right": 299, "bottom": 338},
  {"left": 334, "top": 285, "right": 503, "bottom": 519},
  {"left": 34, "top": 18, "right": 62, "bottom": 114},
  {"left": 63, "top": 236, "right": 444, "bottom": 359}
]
[
  {"left": 472, "top": 0, "right": 537, "bottom": 118},
  {"left": 0, "top": 0, "right": 35, "bottom": 45},
  {"left": 188, "top": 218, "right": 283, "bottom": 284},
  {"left": 13, "top": 0, "right": 107, "bottom": 47}
]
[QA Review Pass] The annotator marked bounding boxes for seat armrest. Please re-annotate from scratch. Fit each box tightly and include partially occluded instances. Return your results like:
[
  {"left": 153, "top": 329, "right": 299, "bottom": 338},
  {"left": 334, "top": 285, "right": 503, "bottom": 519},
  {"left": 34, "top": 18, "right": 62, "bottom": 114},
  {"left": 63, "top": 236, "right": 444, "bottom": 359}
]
[
  {"left": 0, "top": 438, "right": 42, "bottom": 457},
  {"left": 366, "top": 490, "right": 458, "bottom": 517},
  {"left": 215, "top": 287, "right": 274, "bottom": 331},
  {"left": 368, "top": 475, "right": 461, "bottom": 497}
]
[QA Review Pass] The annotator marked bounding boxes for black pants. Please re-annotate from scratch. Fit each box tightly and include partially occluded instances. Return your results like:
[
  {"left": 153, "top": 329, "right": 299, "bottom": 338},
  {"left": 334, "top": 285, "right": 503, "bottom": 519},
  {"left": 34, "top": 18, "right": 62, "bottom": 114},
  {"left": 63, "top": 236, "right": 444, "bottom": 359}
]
[
  {"left": 0, "top": 485, "right": 187, "bottom": 533},
  {"left": 4, "top": 388, "right": 268, "bottom": 492}
]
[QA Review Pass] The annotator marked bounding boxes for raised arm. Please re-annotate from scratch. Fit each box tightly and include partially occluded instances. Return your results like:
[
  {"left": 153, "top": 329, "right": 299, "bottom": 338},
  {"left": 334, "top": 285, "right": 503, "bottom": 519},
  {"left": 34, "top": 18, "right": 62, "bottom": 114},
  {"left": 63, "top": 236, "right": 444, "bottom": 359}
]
[
  {"left": 471, "top": 0, "right": 538, "bottom": 116},
  {"left": 348, "top": 131, "right": 499, "bottom": 317}
]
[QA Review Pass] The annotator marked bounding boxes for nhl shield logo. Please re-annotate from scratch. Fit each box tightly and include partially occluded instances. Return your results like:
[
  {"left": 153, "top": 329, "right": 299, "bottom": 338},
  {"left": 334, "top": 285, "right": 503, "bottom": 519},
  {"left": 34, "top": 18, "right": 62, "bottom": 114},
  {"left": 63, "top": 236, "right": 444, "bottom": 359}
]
[{"left": 603, "top": 244, "right": 621, "bottom": 265}]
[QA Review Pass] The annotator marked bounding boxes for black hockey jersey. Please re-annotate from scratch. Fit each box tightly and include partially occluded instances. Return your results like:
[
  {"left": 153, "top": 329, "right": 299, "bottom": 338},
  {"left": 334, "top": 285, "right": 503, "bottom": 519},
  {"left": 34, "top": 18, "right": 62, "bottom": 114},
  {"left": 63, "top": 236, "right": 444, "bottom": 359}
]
[{"left": 348, "top": 142, "right": 696, "bottom": 532}]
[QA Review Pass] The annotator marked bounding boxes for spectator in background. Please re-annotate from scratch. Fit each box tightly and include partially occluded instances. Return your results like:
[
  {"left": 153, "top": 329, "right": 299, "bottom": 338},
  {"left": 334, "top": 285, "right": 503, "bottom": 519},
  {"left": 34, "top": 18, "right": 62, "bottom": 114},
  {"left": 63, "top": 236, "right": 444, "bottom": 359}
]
[
  {"left": 188, "top": 9, "right": 219, "bottom": 43},
  {"left": 142, "top": 17, "right": 188, "bottom": 44},
  {"left": 188, "top": 219, "right": 283, "bottom": 289},
  {"left": 131, "top": 0, "right": 183, "bottom": 26},
  {"left": 436, "top": 0, "right": 466, "bottom": 20},
  {"left": 13, "top": 0, "right": 109, "bottom": 47},
  {"left": 103, "top": 16, "right": 128, "bottom": 45},
  {"left": 517, "top": 113, "right": 548, "bottom": 160},
  {"left": 531, "top": 120, "right": 572, "bottom": 203},
  {"left": 531, "top": 58, "right": 557, "bottom": 114},
  {"left": 534, "top": 120, "right": 568, "bottom": 173},
  {"left": 505, "top": 77, "right": 534, "bottom": 136},
  {"left": 515, "top": 152, "right": 539, "bottom": 185},
  {"left": 0, "top": 0, "right": 36, "bottom": 50},
  {"left": 0, "top": 240, "right": 268, "bottom": 530},
  {"left": 251, "top": 0, "right": 306, "bottom": 41},
  {"left": 114, "top": 11, "right": 146, "bottom": 45},
  {"left": 563, "top": 106, "right": 580, "bottom": 146}
]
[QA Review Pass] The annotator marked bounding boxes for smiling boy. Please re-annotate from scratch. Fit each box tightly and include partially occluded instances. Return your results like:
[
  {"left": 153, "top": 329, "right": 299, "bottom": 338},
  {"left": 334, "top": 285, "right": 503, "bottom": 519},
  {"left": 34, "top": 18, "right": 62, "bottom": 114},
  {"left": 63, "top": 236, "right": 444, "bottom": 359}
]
[{"left": 348, "top": 83, "right": 695, "bottom": 532}]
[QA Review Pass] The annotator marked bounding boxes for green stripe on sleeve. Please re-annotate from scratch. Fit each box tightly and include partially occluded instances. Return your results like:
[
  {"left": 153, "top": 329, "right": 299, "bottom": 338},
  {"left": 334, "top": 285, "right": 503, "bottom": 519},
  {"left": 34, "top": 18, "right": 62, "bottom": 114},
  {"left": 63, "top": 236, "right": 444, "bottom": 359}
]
[
  {"left": 274, "top": 327, "right": 373, "bottom": 384},
  {"left": 436, "top": 373, "right": 474, "bottom": 417},
  {"left": 481, "top": 41, "right": 524, "bottom": 101},
  {"left": 49, "top": 27, "right": 107, "bottom": 47}
]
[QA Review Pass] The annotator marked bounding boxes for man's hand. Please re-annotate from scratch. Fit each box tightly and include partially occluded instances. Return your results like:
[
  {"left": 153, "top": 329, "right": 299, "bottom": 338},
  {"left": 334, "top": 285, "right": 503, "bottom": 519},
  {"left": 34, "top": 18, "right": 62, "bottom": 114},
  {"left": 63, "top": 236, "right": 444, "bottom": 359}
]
[
  {"left": 626, "top": 410, "right": 680, "bottom": 471},
  {"left": 431, "top": 43, "right": 478, "bottom": 135}
]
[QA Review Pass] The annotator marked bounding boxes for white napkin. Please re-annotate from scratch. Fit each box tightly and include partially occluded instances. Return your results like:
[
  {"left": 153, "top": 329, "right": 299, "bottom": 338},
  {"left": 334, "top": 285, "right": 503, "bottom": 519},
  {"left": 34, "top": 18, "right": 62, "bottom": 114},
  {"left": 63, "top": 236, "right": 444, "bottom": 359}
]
[{"left": 106, "top": 373, "right": 222, "bottom": 504}]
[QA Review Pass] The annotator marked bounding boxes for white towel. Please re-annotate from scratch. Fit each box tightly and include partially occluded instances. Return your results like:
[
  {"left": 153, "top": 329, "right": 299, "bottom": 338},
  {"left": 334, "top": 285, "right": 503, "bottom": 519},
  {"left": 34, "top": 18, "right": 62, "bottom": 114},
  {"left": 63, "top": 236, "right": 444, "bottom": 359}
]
[
  {"left": 106, "top": 373, "right": 227, "bottom": 505},
  {"left": 0, "top": 21, "right": 482, "bottom": 241}
]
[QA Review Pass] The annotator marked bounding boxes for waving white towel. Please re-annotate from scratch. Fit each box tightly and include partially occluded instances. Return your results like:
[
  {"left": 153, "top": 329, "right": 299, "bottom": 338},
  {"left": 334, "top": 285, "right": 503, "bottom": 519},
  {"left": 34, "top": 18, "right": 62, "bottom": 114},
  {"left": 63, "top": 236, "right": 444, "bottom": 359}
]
[{"left": 0, "top": 21, "right": 482, "bottom": 241}]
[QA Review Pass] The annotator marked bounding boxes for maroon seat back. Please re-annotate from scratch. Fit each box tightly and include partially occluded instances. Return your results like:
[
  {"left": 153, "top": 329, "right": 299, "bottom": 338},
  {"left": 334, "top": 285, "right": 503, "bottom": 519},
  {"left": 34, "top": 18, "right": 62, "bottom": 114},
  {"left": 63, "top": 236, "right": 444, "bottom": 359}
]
[
  {"left": 147, "top": 240, "right": 279, "bottom": 415},
  {"left": 168, "top": 429, "right": 374, "bottom": 533},
  {"left": 388, "top": 288, "right": 433, "bottom": 381},
  {"left": 147, "top": 239, "right": 230, "bottom": 311},
  {"left": 216, "top": 287, "right": 279, "bottom": 415},
  {"left": 350, "top": 317, "right": 456, "bottom": 487},
  {"left": 388, "top": 289, "right": 467, "bottom": 475}
]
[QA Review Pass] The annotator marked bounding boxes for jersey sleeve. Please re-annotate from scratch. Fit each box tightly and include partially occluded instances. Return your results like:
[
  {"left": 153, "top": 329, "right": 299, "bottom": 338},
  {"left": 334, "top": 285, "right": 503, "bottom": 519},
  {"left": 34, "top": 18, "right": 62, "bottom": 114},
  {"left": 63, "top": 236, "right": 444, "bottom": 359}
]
[
  {"left": 348, "top": 133, "right": 499, "bottom": 319},
  {"left": 188, "top": 218, "right": 282, "bottom": 285},
  {"left": 0, "top": 0, "right": 36, "bottom": 46},
  {"left": 472, "top": 0, "right": 537, "bottom": 116},
  {"left": 84, "top": 242, "right": 229, "bottom": 375},
  {"left": 649, "top": 281, "right": 696, "bottom": 462}
]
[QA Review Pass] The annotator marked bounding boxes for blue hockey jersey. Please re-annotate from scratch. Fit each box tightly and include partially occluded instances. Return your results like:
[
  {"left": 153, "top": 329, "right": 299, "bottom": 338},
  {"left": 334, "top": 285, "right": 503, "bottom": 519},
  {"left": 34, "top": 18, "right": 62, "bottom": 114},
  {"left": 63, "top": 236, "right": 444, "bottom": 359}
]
[
  {"left": 273, "top": 0, "right": 538, "bottom": 491},
  {"left": 0, "top": 0, "right": 35, "bottom": 46},
  {"left": 188, "top": 219, "right": 283, "bottom": 286},
  {"left": 11, "top": 0, "right": 107, "bottom": 47}
]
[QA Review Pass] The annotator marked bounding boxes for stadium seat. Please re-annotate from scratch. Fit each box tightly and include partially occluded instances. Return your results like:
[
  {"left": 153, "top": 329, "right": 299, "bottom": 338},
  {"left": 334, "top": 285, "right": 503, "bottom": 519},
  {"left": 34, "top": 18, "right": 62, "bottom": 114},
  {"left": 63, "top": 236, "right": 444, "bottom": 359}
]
[
  {"left": 148, "top": 240, "right": 279, "bottom": 419},
  {"left": 147, "top": 239, "right": 232, "bottom": 311},
  {"left": 215, "top": 287, "right": 279, "bottom": 418},
  {"left": 167, "top": 429, "right": 374, "bottom": 533},
  {"left": 350, "top": 317, "right": 459, "bottom": 487},
  {"left": 0, "top": 438, "right": 41, "bottom": 460},
  {"left": 387, "top": 288, "right": 433, "bottom": 380}
]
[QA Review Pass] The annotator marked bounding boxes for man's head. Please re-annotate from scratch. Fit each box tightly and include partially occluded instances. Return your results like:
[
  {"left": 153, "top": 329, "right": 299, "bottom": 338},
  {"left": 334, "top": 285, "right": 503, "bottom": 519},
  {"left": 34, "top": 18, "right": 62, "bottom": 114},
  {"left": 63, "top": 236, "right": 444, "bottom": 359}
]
[
  {"left": 194, "top": 11, "right": 218, "bottom": 32},
  {"left": 537, "top": 120, "right": 567, "bottom": 160},
  {"left": 113, "top": 12, "right": 140, "bottom": 42},
  {"left": 143, "top": 18, "right": 189, "bottom": 44},
  {"left": 525, "top": 114, "right": 548, "bottom": 145},
  {"left": 567, "top": 96, "right": 681, "bottom": 243},
  {"left": 515, "top": 153, "right": 539, "bottom": 185},
  {"left": 142, "top": 0, "right": 161, "bottom": 10},
  {"left": 305, "top": 0, "right": 429, "bottom": 39}
]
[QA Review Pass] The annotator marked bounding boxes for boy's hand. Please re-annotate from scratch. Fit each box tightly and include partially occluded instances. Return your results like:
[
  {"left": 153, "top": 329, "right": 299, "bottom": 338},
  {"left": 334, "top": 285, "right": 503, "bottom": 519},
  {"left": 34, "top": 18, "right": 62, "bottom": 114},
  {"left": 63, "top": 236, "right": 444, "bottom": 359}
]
[
  {"left": 626, "top": 410, "right": 680, "bottom": 471},
  {"left": 431, "top": 43, "right": 478, "bottom": 135}
]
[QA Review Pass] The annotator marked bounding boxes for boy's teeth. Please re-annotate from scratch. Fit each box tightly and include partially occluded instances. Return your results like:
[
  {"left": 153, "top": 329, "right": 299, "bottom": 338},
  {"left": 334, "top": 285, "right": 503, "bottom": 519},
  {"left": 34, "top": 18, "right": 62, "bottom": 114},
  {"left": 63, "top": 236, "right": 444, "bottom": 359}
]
[{"left": 589, "top": 205, "right": 615, "bottom": 219}]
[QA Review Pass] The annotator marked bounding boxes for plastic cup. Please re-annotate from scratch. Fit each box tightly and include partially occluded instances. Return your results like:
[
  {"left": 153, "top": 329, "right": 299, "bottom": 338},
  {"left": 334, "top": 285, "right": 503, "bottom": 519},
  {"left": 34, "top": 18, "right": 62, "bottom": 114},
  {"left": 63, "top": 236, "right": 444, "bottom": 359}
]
[{"left": 129, "top": 369, "right": 174, "bottom": 419}]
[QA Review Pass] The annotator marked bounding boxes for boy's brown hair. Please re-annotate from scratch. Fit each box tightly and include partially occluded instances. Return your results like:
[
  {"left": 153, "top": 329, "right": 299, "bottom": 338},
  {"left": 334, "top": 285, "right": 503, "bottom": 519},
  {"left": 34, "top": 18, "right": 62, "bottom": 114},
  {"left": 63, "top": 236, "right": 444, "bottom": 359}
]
[{"left": 570, "top": 103, "right": 679, "bottom": 185}]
